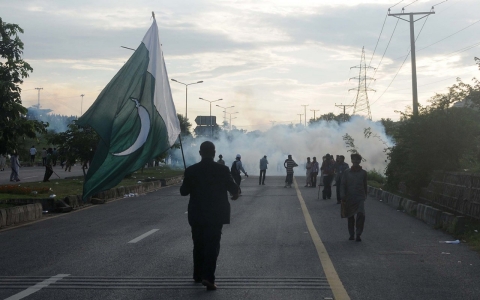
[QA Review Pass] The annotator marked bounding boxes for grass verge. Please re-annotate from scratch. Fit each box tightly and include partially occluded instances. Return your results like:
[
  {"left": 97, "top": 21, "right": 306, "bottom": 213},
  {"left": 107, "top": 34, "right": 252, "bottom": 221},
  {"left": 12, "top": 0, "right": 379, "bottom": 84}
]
[{"left": 0, "top": 165, "right": 184, "bottom": 201}]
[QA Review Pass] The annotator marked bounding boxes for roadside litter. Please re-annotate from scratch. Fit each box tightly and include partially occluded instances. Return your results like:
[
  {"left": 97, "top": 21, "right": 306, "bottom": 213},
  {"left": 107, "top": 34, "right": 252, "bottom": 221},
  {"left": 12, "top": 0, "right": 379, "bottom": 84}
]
[
  {"left": 439, "top": 240, "right": 460, "bottom": 244},
  {"left": 49, "top": 194, "right": 56, "bottom": 198},
  {"left": 123, "top": 193, "right": 138, "bottom": 198}
]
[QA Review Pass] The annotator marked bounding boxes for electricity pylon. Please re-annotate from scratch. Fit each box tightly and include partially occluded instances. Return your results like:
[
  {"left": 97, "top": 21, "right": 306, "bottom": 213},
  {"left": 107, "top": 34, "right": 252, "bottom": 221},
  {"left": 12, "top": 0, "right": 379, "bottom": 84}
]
[{"left": 349, "top": 47, "right": 375, "bottom": 120}]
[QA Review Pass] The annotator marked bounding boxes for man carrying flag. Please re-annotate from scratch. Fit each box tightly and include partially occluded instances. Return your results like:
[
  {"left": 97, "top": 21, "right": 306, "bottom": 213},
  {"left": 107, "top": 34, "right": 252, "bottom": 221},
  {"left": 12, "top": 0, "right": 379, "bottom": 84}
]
[{"left": 77, "top": 14, "right": 181, "bottom": 200}]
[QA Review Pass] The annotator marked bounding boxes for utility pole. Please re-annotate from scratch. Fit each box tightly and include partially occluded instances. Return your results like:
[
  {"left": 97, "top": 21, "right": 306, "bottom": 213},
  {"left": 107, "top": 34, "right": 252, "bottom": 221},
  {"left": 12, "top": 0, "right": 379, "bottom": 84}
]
[
  {"left": 335, "top": 103, "right": 354, "bottom": 122},
  {"left": 297, "top": 114, "right": 303, "bottom": 125},
  {"left": 310, "top": 109, "right": 320, "bottom": 121},
  {"left": 301, "top": 104, "right": 308, "bottom": 126},
  {"left": 80, "top": 94, "right": 85, "bottom": 115},
  {"left": 349, "top": 47, "right": 375, "bottom": 120},
  {"left": 35, "top": 87, "right": 43, "bottom": 109},
  {"left": 389, "top": 7, "right": 435, "bottom": 116}
]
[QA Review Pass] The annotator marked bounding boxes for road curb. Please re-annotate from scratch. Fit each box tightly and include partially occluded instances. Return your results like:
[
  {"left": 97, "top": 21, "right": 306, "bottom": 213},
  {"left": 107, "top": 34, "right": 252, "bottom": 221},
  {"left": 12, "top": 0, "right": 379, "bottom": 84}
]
[
  {"left": 368, "top": 186, "right": 466, "bottom": 235},
  {"left": 0, "top": 175, "right": 183, "bottom": 230}
]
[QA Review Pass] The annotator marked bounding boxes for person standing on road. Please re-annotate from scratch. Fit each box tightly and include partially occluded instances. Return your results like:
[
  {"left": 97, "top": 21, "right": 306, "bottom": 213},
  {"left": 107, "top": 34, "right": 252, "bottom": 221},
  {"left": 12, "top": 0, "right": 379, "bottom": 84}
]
[
  {"left": 321, "top": 154, "right": 335, "bottom": 199},
  {"left": 217, "top": 154, "right": 225, "bottom": 165},
  {"left": 43, "top": 148, "right": 54, "bottom": 182},
  {"left": 284, "top": 154, "right": 298, "bottom": 188},
  {"left": 52, "top": 148, "right": 58, "bottom": 166},
  {"left": 305, "top": 157, "right": 312, "bottom": 187},
  {"left": 10, "top": 151, "right": 21, "bottom": 182},
  {"left": 334, "top": 155, "right": 349, "bottom": 204},
  {"left": 340, "top": 153, "right": 367, "bottom": 242},
  {"left": 41, "top": 148, "right": 47, "bottom": 166},
  {"left": 259, "top": 155, "right": 268, "bottom": 185},
  {"left": 0, "top": 154, "right": 6, "bottom": 171},
  {"left": 231, "top": 154, "right": 248, "bottom": 194},
  {"left": 310, "top": 157, "right": 319, "bottom": 188},
  {"left": 29, "top": 145, "right": 37, "bottom": 165},
  {"left": 180, "top": 141, "right": 239, "bottom": 291}
]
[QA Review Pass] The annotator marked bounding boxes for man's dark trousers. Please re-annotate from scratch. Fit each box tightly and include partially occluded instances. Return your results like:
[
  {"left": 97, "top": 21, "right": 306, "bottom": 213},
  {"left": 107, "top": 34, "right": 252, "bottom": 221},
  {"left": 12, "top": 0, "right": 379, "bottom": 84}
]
[
  {"left": 310, "top": 172, "right": 318, "bottom": 187},
  {"left": 43, "top": 166, "right": 53, "bottom": 182},
  {"left": 335, "top": 177, "right": 342, "bottom": 202},
  {"left": 322, "top": 174, "right": 334, "bottom": 199},
  {"left": 259, "top": 170, "right": 266, "bottom": 184},
  {"left": 348, "top": 212, "right": 365, "bottom": 237},
  {"left": 233, "top": 173, "right": 242, "bottom": 193},
  {"left": 191, "top": 223, "right": 223, "bottom": 282}
]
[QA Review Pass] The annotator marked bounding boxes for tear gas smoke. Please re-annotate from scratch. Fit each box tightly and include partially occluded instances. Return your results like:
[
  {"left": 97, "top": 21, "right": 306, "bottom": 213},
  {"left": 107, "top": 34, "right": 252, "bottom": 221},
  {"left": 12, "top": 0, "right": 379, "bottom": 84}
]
[{"left": 170, "top": 116, "right": 392, "bottom": 175}]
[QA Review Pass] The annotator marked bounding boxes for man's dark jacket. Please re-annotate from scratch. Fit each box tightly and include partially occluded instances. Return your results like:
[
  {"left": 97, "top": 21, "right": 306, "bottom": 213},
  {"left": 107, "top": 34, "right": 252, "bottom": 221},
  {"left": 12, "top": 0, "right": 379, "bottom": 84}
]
[{"left": 180, "top": 157, "right": 239, "bottom": 225}]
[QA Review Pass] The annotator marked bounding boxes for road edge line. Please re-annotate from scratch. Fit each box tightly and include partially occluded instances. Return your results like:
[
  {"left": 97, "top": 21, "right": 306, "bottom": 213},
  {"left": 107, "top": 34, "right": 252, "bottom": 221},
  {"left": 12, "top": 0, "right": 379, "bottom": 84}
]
[{"left": 294, "top": 177, "right": 350, "bottom": 300}]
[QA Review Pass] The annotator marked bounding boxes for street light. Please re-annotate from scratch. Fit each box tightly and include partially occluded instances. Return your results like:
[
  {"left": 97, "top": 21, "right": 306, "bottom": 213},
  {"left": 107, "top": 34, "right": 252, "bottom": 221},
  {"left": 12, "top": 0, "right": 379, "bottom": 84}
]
[
  {"left": 225, "top": 112, "right": 239, "bottom": 131},
  {"left": 171, "top": 79, "right": 203, "bottom": 119},
  {"left": 80, "top": 94, "right": 85, "bottom": 115},
  {"left": 216, "top": 105, "right": 235, "bottom": 127},
  {"left": 199, "top": 97, "right": 223, "bottom": 137}
]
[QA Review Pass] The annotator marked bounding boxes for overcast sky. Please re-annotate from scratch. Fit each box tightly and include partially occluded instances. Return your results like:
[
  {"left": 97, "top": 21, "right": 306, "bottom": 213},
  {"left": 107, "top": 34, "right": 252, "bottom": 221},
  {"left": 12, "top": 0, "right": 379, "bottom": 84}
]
[{"left": 2, "top": 0, "right": 479, "bottom": 131}]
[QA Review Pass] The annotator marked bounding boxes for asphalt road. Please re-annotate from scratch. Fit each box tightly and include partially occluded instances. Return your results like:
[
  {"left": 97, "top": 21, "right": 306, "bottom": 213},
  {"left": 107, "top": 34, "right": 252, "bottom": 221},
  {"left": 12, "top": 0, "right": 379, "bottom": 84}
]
[
  {"left": 1, "top": 175, "right": 479, "bottom": 300},
  {"left": 0, "top": 165, "right": 85, "bottom": 185}
]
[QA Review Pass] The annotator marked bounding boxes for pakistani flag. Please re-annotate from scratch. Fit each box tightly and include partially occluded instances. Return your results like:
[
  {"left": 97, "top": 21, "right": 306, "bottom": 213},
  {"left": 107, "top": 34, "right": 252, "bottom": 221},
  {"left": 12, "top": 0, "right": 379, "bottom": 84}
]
[{"left": 77, "top": 18, "right": 181, "bottom": 200}]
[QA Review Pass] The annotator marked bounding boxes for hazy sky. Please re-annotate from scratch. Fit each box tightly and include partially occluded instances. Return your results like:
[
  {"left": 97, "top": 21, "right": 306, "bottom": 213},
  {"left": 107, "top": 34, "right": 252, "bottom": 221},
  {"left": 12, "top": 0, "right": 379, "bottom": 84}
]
[{"left": 2, "top": 0, "right": 479, "bottom": 131}]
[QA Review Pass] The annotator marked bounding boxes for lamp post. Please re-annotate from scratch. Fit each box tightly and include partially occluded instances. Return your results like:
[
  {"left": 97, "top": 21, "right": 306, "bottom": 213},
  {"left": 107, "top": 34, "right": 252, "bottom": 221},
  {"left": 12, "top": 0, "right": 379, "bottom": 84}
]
[
  {"left": 216, "top": 105, "right": 235, "bottom": 128},
  {"left": 225, "top": 112, "right": 239, "bottom": 130},
  {"left": 297, "top": 114, "right": 303, "bottom": 125},
  {"left": 199, "top": 97, "right": 223, "bottom": 137},
  {"left": 301, "top": 104, "right": 308, "bottom": 126},
  {"left": 80, "top": 94, "right": 85, "bottom": 115},
  {"left": 171, "top": 79, "right": 203, "bottom": 119}
]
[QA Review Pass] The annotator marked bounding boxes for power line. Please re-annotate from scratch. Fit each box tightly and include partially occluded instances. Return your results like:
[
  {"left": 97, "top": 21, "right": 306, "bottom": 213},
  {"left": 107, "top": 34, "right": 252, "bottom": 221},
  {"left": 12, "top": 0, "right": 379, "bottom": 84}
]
[
  {"left": 403, "top": 0, "right": 419, "bottom": 9},
  {"left": 368, "top": 18, "right": 400, "bottom": 86},
  {"left": 416, "top": 19, "right": 480, "bottom": 52},
  {"left": 368, "top": 14, "right": 388, "bottom": 68}
]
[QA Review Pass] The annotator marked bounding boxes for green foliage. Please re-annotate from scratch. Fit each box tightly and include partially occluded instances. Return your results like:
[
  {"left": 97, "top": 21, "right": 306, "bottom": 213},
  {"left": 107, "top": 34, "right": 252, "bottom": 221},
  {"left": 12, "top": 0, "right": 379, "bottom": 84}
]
[
  {"left": 385, "top": 63, "right": 480, "bottom": 197},
  {"left": 0, "top": 17, "right": 47, "bottom": 155},
  {"left": 367, "top": 169, "right": 385, "bottom": 185},
  {"left": 380, "top": 118, "right": 399, "bottom": 139},
  {"left": 46, "top": 122, "right": 99, "bottom": 174},
  {"left": 177, "top": 114, "right": 192, "bottom": 137},
  {"left": 309, "top": 112, "right": 351, "bottom": 125}
]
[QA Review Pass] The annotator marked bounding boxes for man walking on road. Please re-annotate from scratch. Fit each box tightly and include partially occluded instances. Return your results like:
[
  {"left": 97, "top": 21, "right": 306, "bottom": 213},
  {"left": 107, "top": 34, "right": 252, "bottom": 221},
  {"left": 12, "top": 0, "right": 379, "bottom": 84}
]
[
  {"left": 180, "top": 141, "right": 239, "bottom": 291},
  {"left": 284, "top": 154, "right": 298, "bottom": 188},
  {"left": 305, "top": 157, "right": 312, "bottom": 187},
  {"left": 334, "top": 155, "right": 349, "bottom": 204},
  {"left": 231, "top": 154, "right": 248, "bottom": 194},
  {"left": 216, "top": 154, "right": 225, "bottom": 165},
  {"left": 340, "top": 153, "right": 368, "bottom": 242},
  {"left": 41, "top": 148, "right": 47, "bottom": 166},
  {"left": 10, "top": 151, "right": 21, "bottom": 182},
  {"left": 43, "top": 148, "right": 54, "bottom": 182},
  {"left": 310, "top": 157, "right": 319, "bottom": 188},
  {"left": 259, "top": 155, "right": 268, "bottom": 185},
  {"left": 321, "top": 154, "right": 335, "bottom": 199},
  {"left": 29, "top": 145, "right": 37, "bottom": 164}
]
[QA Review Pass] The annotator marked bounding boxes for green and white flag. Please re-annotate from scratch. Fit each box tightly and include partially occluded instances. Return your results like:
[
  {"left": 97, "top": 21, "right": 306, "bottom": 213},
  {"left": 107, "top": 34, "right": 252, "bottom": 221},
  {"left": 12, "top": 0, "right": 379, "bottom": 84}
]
[{"left": 77, "top": 18, "right": 180, "bottom": 200}]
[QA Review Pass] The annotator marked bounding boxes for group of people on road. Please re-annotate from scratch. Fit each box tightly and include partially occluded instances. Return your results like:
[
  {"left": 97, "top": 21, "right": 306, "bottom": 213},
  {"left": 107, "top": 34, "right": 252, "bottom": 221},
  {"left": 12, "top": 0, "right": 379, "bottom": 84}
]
[{"left": 181, "top": 141, "right": 368, "bottom": 291}]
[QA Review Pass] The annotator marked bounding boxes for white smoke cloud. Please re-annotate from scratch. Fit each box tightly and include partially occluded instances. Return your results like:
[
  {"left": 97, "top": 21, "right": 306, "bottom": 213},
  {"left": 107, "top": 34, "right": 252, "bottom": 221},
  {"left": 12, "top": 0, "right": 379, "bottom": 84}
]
[{"left": 171, "top": 116, "right": 392, "bottom": 176}]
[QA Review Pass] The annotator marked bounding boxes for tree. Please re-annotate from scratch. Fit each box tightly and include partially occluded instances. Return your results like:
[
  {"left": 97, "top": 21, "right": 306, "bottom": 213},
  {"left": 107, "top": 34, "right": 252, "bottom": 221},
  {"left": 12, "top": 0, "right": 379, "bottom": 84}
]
[
  {"left": 0, "top": 18, "right": 47, "bottom": 155},
  {"left": 385, "top": 95, "right": 480, "bottom": 197},
  {"left": 177, "top": 114, "right": 192, "bottom": 137},
  {"left": 47, "top": 122, "right": 99, "bottom": 176}
]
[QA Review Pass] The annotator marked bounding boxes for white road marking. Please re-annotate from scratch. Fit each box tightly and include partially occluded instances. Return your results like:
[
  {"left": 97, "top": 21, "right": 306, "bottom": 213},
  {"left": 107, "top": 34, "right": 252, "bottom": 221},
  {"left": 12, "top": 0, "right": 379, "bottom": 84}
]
[
  {"left": 128, "top": 229, "right": 159, "bottom": 243},
  {"left": 4, "top": 274, "right": 70, "bottom": 300},
  {"left": 22, "top": 176, "right": 38, "bottom": 179}
]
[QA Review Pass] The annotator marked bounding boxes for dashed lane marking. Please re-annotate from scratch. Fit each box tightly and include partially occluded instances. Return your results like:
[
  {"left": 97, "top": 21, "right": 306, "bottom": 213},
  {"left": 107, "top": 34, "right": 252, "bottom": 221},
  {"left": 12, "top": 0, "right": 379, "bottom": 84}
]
[
  {"left": 128, "top": 229, "right": 159, "bottom": 243},
  {"left": 293, "top": 177, "right": 351, "bottom": 300}
]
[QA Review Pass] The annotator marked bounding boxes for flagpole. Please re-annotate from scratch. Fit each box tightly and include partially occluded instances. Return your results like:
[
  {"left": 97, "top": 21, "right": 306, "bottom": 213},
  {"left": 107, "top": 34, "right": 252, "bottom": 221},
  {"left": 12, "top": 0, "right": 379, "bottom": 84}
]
[{"left": 178, "top": 134, "right": 187, "bottom": 170}]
